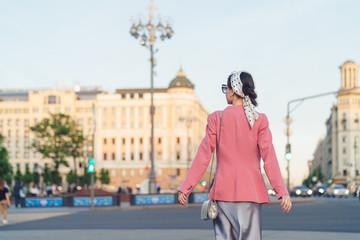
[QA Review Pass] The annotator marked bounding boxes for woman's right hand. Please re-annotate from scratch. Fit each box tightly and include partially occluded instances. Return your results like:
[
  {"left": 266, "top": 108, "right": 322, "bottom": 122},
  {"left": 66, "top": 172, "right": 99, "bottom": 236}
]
[
  {"left": 178, "top": 191, "right": 188, "bottom": 206},
  {"left": 280, "top": 194, "right": 292, "bottom": 212}
]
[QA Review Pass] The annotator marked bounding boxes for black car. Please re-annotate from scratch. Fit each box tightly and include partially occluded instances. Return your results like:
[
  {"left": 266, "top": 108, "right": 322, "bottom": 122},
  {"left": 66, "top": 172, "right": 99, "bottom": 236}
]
[
  {"left": 312, "top": 185, "right": 328, "bottom": 196},
  {"left": 290, "top": 185, "right": 313, "bottom": 197}
]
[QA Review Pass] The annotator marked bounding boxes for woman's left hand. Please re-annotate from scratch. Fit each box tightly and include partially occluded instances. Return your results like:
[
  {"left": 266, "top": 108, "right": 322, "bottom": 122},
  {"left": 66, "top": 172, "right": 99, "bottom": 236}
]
[{"left": 178, "top": 191, "right": 188, "bottom": 206}]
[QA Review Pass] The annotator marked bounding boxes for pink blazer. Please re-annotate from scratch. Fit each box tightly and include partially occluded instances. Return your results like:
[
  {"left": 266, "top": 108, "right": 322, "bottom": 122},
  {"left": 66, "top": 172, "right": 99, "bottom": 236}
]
[{"left": 178, "top": 105, "right": 289, "bottom": 203}]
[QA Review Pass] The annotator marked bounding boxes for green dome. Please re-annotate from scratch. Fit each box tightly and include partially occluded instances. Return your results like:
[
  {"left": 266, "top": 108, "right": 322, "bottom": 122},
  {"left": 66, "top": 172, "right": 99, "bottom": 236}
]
[{"left": 169, "top": 68, "right": 194, "bottom": 89}]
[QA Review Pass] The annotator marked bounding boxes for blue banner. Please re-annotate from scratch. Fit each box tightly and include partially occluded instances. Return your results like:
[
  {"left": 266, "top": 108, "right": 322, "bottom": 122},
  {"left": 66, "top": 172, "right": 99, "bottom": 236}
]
[
  {"left": 193, "top": 193, "right": 208, "bottom": 203},
  {"left": 25, "top": 198, "right": 63, "bottom": 207},
  {"left": 73, "top": 196, "right": 113, "bottom": 207},
  {"left": 135, "top": 195, "right": 175, "bottom": 205}
]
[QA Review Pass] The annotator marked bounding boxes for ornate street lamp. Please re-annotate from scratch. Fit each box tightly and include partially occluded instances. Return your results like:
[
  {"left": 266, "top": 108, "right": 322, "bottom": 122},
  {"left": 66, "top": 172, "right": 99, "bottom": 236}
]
[{"left": 130, "top": 1, "right": 174, "bottom": 194}]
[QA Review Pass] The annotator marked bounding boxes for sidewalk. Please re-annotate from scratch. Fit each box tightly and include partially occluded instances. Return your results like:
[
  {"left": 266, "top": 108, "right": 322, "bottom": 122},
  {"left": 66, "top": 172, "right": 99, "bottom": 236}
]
[{"left": 1, "top": 229, "right": 360, "bottom": 240}]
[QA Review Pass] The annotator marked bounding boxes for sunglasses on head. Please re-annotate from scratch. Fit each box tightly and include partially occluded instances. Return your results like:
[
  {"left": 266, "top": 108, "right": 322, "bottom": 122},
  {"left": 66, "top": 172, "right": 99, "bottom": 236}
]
[{"left": 221, "top": 84, "right": 227, "bottom": 94}]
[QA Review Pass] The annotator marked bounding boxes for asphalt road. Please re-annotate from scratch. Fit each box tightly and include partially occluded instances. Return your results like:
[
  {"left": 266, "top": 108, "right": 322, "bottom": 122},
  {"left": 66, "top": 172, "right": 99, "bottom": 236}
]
[{"left": 1, "top": 197, "right": 359, "bottom": 233}]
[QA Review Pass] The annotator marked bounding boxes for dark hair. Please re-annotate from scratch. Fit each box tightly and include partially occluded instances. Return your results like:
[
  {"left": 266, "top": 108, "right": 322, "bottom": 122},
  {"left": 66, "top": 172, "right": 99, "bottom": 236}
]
[{"left": 227, "top": 72, "right": 258, "bottom": 106}]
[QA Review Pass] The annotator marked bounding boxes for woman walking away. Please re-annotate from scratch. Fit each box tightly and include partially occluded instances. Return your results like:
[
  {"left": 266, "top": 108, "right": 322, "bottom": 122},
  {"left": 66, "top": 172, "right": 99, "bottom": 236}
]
[
  {"left": 0, "top": 179, "right": 11, "bottom": 224},
  {"left": 178, "top": 71, "right": 292, "bottom": 240}
]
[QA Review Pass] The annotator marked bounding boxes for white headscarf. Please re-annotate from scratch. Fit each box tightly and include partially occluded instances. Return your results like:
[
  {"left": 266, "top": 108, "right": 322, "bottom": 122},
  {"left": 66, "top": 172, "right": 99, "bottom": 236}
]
[{"left": 229, "top": 71, "right": 259, "bottom": 129}]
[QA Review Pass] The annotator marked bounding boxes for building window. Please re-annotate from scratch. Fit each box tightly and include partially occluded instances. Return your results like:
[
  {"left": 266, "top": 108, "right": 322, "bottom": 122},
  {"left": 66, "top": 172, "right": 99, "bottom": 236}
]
[
  {"left": 122, "top": 153, "right": 126, "bottom": 161},
  {"left": 157, "top": 151, "right": 162, "bottom": 160},
  {"left": 103, "top": 108, "right": 108, "bottom": 114},
  {"left": 130, "top": 169, "right": 135, "bottom": 177},
  {"left": 176, "top": 152, "right": 180, "bottom": 160},
  {"left": 111, "top": 169, "right": 116, "bottom": 177},
  {"left": 131, "top": 153, "right": 134, "bottom": 161},
  {"left": 122, "top": 138, "right": 126, "bottom": 144},
  {"left": 112, "top": 153, "right": 115, "bottom": 161},
  {"left": 139, "top": 152, "right": 143, "bottom": 160},
  {"left": 8, "top": 119, "right": 12, "bottom": 127},
  {"left": 177, "top": 137, "right": 180, "bottom": 144},
  {"left": 122, "top": 108, "right": 126, "bottom": 114},
  {"left": 24, "top": 120, "right": 29, "bottom": 127},
  {"left": 158, "top": 169, "right": 162, "bottom": 176},
  {"left": 121, "top": 93, "right": 126, "bottom": 99},
  {"left": 112, "top": 107, "right": 116, "bottom": 115},
  {"left": 131, "top": 138, "right": 134, "bottom": 144},
  {"left": 139, "top": 93, "right": 143, "bottom": 98},
  {"left": 343, "top": 147, "right": 347, "bottom": 154},
  {"left": 16, "top": 119, "right": 20, "bottom": 127},
  {"left": 130, "top": 93, "right": 134, "bottom": 99},
  {"left": 112, "top": 122, "right": 116, "bottom": 129},
  {"left": 112, "top": 138, "right": 115, "bottom": 144},
  {"left": 343, "top": 124, "right": 347, "bottom": 131},
  {"left": 130, "top": 123, "right": 134, "bottom": 128},
  {"left": 48, "top": 95, "right": 57, "bottom": 104},
  {"left": 343, "top": 136, "right": 346, "bottom": 143},
  {"left": 140, "top": 138, "right": 143, "bottom": 144},
  {"left": 103, "top": 138, "right": 107, "bottom": 145},
  {"left": 130, "top": 108, "right": 134, "bottom": 114},
  {"left": 139, "top": 122, "right": 143, "bottom": 128},
  {"left": 122, "top": 169, "right": 126, "bottom": 177},
  {"left": 158, "top": 138, "right": 162, "bottom": 144},
  {"left": 176, "top": 168, "right": 180, "bottom": 176},
  {"left": 139, "top": 107, "right": 143, "bottom": 114},
  {"left": 343, "top": 169, "right": 347, "bottom": 176},
  {"left": 139, "top": 169, "right": 144, "bottom": 176},
  {"left": 103, "top": 123, "right": 107, "bottom": 129},
  {"left": 122, "top": 122, "right": 126, "bottom": 128},
  {"left": 103, "top": 153, "right": 107, "bottom": 161},
  {"left": 158, "top": 122, "right": 162, "bottom": 128}
]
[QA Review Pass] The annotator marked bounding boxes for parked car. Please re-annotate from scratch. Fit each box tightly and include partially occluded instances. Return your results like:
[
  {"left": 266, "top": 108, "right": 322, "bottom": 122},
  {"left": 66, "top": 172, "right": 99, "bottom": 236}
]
[
  {"left": 324, "top": 184, "right": 350, "bottom": 198},
  {"left": 290, "top": 185, "right": 313, "bottom": 197},
  {"left": 312, "top": 185, "right": 328, "bottom": 196}
]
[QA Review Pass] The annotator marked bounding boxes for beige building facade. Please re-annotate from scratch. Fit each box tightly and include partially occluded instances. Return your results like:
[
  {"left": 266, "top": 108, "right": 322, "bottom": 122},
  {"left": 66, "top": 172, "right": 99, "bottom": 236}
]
[
  {"left": 0, "top": 69, "right": 210, "bottom": 192},
  {"left": 311, "top": 60, "right": 360, "bottom": 184},
  {"left": 95, "top": 69, "right": 209, "bottom": 192},
  {"left": 0, "top": 86, "right": 101, "bottom": 183}
]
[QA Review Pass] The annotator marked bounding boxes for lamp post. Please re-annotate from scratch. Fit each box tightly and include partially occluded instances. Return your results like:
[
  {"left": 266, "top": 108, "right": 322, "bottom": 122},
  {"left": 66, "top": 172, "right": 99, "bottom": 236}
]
[{"left": 130, "top": 1, "right": 174, "bottom": 194}]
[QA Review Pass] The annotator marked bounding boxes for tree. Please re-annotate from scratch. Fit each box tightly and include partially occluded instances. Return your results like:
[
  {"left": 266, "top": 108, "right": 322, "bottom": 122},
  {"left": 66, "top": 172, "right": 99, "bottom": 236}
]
[
  {"left": 67, "top": 121, "right": 85, "bottom": 186},
  {"left": 43, "top": 165, "right": 53, "bottom": 185},
  {"left": 31, "top": 113, "right": 73, "bottom": 184},
  {"left": 0, "top": 134, "right": 13, "bottom": 183},
  {"left": 66, "top": 169, "right": 75, "bottom": 185},
  {"left": 99, "top": 168, "right": 110, "bottom": 185},
  {"left": 22, "top": 165, "right": 33, "bottom": 185},
  {"left": 15, "top": 168, "right": 22, "bottom": 182},
  {"left": 303, "top": 166, "right": 325, "bottom": 188}
]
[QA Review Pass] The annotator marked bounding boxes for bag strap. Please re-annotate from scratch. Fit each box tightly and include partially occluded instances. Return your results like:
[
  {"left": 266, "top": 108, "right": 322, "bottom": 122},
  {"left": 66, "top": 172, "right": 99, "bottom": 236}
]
[{"left": 206, "top": 111, "right": 223, "bottom": 200}]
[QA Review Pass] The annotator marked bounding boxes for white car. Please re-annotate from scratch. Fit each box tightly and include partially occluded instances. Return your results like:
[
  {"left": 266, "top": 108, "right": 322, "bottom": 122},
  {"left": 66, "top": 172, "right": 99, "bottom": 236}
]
[{"left": 325, "top": 185, "right": 350, "bottom": 198}]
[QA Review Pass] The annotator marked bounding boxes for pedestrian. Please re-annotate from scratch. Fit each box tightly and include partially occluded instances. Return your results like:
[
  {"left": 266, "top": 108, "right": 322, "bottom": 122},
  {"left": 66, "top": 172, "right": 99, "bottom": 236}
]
[
  {"left": 29, "top": 184, "right": 40, "bottom": 197},
  {"left": 13, "top": 181, "right": 22, "bottom": 208},
  {"left": 178, "top": 71, "right": 292, "bottom": 240},
  {"left": 0, "top": 179, "right": 11, "bottom": 224}
]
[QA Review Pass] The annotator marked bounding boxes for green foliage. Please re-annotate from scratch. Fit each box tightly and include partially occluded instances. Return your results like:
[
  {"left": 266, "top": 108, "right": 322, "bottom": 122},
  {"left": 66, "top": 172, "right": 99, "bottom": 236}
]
[
  {"left": 22, "top": 165, "right": 33, "bottom": 184},
  {"left": 43, "top": 165, "right": 53, "bottom": 185},
  {"left": 303, "top": 166, "right": 325, "bottom": 188},
  {"left": 0, "top": 134, "right": 13, "bottom": 183},
  {"left": 30, "top": 113, "right": 85, "bottom": 185},
  {"left": 99, "top": 168, "right": 110, "bottom": 185},
  {"left": 80, "top": 171, "right": 97, "bottom": 186},
  {"left": 15, "top": 168, "right": 22, "bottom": 182},
  {"left": 67, "top": 169, "right": 75, "bottom": 185}
]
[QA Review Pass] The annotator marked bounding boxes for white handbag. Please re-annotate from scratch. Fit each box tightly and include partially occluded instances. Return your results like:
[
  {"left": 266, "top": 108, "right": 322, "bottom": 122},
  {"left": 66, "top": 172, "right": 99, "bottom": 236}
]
[{"left": 201, "top": 111, "right": 223, "bottom": 220}]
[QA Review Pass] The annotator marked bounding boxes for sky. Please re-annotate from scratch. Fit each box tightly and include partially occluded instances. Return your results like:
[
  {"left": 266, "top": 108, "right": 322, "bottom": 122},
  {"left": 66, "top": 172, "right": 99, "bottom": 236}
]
[{"left": 1, "top": 0, "right": 360, "bottom": 186}]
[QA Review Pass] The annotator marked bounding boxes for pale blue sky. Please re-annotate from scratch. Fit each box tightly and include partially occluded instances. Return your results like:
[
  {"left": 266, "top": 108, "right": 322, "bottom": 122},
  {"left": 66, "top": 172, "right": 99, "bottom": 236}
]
[{"left": 1, "top": 0, "right": 360, "bottom": 185}]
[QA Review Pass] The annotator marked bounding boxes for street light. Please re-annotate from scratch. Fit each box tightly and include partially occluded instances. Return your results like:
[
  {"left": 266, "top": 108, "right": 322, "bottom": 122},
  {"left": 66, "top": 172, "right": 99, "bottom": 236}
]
[{"left": 130, "top": 1, "right": 174, "bottom": 194}]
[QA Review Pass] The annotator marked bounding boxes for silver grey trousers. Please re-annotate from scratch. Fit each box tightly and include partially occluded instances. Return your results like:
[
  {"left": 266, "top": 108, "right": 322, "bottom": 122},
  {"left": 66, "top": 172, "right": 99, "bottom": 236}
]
[{"left": 213, "top": 201, "right": 262, "bottom": 240}]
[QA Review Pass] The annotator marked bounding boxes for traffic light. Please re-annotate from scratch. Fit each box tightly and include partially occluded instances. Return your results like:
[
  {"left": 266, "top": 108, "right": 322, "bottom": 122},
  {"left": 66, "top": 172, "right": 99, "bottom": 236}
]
[
  {"left": 201, "top": 181, "right": 207, "bottom": 189},
  {"left": 88, "top": 158, "right": 95, "bottom": 173},
  {"left": 285, "top": 143, "right": 292, "bottom": 161}
]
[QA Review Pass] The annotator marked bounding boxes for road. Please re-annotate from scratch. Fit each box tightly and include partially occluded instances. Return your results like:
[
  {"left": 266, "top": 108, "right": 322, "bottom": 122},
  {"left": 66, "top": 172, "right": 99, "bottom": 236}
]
[{"left": 1, "top": 197, "right": 359, "bottom": 240}]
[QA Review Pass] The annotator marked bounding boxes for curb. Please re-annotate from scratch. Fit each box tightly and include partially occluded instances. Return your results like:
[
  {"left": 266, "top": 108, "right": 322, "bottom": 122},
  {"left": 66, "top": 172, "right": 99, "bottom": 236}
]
[{"left": 92, "top": 199, "right": 317, "bottom": 212}]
